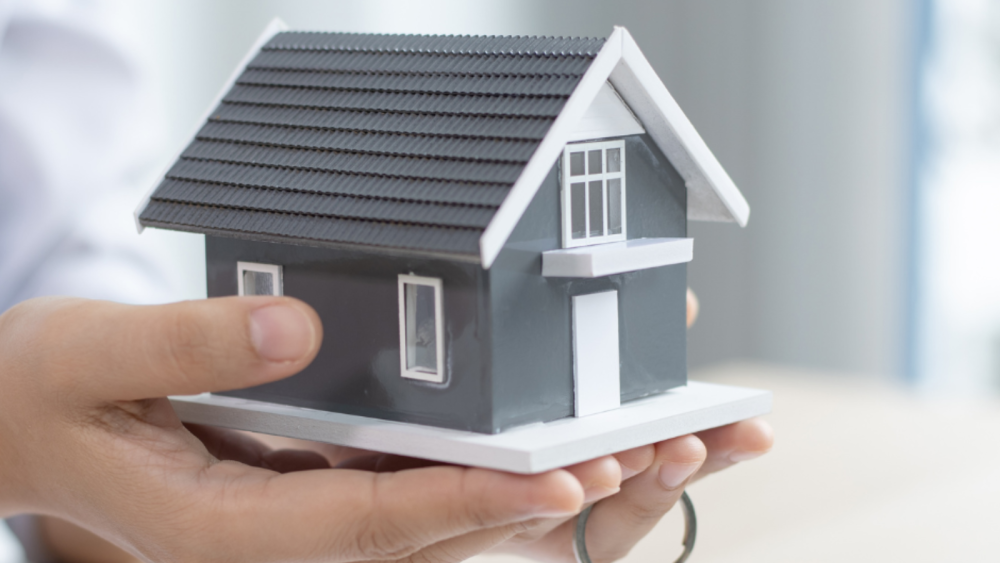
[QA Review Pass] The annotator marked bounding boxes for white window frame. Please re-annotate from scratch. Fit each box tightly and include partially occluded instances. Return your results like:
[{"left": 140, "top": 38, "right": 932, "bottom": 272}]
[
  {"left": 237, "top": 261, "right": 283, "bottom": 296},
  {"left": 561, "top": 139, "right": 627, "bottom": 249},
  {"left": 397, "top": 274, "right": 445, "bottom": 383}
]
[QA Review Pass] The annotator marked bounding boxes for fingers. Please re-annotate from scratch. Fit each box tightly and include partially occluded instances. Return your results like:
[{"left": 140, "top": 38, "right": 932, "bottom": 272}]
[
  {"left": 184, "top": 465, "right": 584, "bottom": 563},
  {"left": 334, "top": 453, "right": 444, "bottom": 472},
  {"left": 504, "top": 455, "right": 624, "bottom": 546},
  {"left": 261, "top": 449, "right": 331, "bottom": 473},
  {"left": 185, "top": 425, "right": 330, "bottom": 473},
  {"left": 3, "top": 296, "right": 322, "bottom": 402},
  {"left": 555, "top": 435, "right": 706, "bottom": 563},
  {"left": 686, "top": 288, "right": 699, "bottom": 328},
  {"left": 566, "top": 456, "right": 622, "bottom": 504},
  {"left": 694, "top": 418, "right": 774, "bottom": 479}
]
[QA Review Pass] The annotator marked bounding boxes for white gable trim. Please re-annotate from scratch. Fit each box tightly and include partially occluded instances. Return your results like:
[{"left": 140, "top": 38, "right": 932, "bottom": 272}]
[
  {"left": 133, "top": 18, "right": 289, "bottom": 233},
  {"left": 613, "top": 29, "right": 749, "bottom": 228},
  {"left": 479, "top": 26, "right": 749, "bottom": 268}
]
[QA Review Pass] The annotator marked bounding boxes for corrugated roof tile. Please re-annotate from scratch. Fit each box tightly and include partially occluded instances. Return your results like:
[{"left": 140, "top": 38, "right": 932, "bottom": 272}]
[
  {"left": 248, "top": 50, "right": 594, "bottom": 76},
  {"left": 237, "top": 70, "right": 581, "bottom": 97},
  {"left": 223, "top": 85, "right": 567, "bottom": 117},
  {"left": 196, "top": 122, "right": 538, "bottom": 162},
  {"left": 151, "top": 181, "right": 495, "bottom": 228},
  {"left": 166, "top": 160, "right": 511, "bottom": 206},
  {"left": 141, "top": 201, "right": 482, "bottom": 255},
  {"left": 264, "top": 31, "right": 604, "bottom": 56},
  {"left": 211, "top": 105, "right": 554, "bottom": 139},
  {"left": 181, "top": 140, "right": 524, "bottom": 184}
]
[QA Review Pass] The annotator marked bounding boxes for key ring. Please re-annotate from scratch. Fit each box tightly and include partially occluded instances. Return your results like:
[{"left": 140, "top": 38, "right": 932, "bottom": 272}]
[{"left": 573, "top": 490, "right": 697, "bottom": 563}]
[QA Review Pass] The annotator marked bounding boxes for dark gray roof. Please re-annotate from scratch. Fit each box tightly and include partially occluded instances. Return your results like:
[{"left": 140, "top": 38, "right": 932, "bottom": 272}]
[{"left": 139, "top": 31, "right": 605, "bottom": 258}]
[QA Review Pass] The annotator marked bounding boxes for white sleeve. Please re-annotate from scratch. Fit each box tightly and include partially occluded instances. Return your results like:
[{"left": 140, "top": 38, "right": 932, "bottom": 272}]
[
  {"left": 0, "top": 0, "right": 181, "bottom": 313},
  {"left": 5, "top": 516, "right": 53, "bottom": 563}
]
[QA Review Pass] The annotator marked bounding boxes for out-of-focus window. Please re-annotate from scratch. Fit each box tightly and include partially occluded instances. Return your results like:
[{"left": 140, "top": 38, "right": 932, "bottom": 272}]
[{"left": 917, "top": 0, "right": 1000, "bottom": 393}]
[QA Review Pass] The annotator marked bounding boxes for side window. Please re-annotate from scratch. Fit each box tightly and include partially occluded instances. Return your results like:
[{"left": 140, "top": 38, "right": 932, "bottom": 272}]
[
  {"left": 397, "top": 274, "right": 445, "bottom": 383},
  {"left": 561, "top": 139, "right": 626, "bottom": 248},
  {"left": 237, "top": 262, "right": 283, "bottom": 296}
]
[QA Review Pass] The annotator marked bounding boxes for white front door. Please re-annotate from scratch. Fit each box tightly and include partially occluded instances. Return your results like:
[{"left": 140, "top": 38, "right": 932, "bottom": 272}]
[{"left": 572, "top": 290, "right": 621, "bottom": 417}]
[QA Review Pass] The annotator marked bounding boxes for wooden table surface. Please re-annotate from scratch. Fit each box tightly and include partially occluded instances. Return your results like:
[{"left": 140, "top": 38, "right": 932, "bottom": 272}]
[{"left": 475, "top": 362, "right": 1000, "bottom": 563}]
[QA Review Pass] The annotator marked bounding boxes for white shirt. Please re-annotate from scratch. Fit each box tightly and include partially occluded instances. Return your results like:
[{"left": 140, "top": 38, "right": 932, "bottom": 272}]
[
  {"left": 2, "top": 1, "right": 180, "bottom": 561},
  {"left": 0, "top": 0, "right": 176, "bottom": 313}
]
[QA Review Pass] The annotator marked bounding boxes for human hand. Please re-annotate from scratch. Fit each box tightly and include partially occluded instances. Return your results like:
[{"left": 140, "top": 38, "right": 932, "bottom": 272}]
[
  {"left": 247, "top": 288, "right": 773, "bottom": 563},
  {"left": 0, "top": 297, "right": 588, "bottom": 562}
]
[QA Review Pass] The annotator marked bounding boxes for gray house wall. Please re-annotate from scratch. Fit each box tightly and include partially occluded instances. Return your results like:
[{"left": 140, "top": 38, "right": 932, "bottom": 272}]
[
  {"left": 204, "top": 134, "right": 687, "bottom": 434},
  {"left": 206, "top": 236, "right": 495, "bottom": 432},
  {"left": 488, "top": 134, "right": 689, "bottom": 431}
]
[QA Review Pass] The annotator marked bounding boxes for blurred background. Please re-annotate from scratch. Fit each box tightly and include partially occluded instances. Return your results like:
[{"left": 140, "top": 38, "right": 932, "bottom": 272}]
[
  {"left": 49, "top": 0, "right": 998, "bottom": 393},
  {"left": 3, "top": 0, "right": 1000, "bottom": 561}
]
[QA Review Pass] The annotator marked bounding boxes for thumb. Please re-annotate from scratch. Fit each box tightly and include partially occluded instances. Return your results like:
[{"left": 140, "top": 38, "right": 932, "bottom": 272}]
[{"left": 4, "top": 296, "right": 321, "bottom": 402}]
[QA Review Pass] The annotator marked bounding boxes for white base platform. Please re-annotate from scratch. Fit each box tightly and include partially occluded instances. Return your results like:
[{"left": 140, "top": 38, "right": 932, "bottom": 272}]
[{"left": 170, "top": 381, "right": 771, "bottom": 474}]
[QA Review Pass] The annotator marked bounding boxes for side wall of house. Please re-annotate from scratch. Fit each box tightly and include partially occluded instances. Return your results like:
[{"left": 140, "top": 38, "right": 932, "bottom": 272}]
[
  {"left": 488, "top": 134, "right": 688, "bottom": 431},
  {"left": 206, "top": 237, "right": 495, "bottom": 433}
]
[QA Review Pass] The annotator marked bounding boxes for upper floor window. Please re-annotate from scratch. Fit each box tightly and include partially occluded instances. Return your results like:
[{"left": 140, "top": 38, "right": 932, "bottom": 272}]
[{"left": 561, "top": 139, "right": 626, "bottom": 248}]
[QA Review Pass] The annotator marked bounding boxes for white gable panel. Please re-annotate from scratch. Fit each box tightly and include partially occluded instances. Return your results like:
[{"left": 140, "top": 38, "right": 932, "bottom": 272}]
[{"left": 565, "top": 82, "right": 645, "bottom": 143}]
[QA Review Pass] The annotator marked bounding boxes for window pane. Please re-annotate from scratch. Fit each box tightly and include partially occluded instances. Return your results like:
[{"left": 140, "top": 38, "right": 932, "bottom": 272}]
[
  {"left": 608, "top": 178, "right": 622, "bottom": 235},
  {"left": 570, "top": 152, "right": 585, "bottom": 176},
  {"left": 405, "top": 283, "right": 437, "bottom": 372},
  {"left": 589, "top": 180, "right": 604, "bottom": 237},
  {"left": 606, "top": 148, "right": 621, "bottom": 173},
  {"left": 588, "top": 150, "right": 603, "bottom": 174},
  {"left": 571, "top": 182, "right": 587, "bottom": 239},
  {"left": 243, "top": 270, "right": 274, "bottom": 296}
]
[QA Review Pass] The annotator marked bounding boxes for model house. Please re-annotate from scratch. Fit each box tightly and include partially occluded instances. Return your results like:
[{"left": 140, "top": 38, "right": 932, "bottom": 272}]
[{"left": 136, "top": 25, "right": 749, "bottom": 434}]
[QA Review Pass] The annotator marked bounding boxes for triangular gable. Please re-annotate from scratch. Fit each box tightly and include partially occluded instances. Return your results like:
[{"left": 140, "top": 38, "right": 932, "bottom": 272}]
[
  {"left": 479, "top": 26, "right": 749, "bottom": 268},
  {"left": 566, "top": 82, "right": 645, "bottom": 143}
]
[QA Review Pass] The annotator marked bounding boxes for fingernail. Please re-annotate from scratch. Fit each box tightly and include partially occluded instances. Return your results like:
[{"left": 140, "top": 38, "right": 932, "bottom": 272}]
[
  {"left": 729, "top": 450, "right": 766, "bottom": 463},
  {"left": 584, "top": 485, "right": 620, "bottom": 504},
  {"left": 658, "top": 462, "right": 699, "bottom": 490},
  {"left": 250, "top": 304, "right": 315, "bottom": 362}
]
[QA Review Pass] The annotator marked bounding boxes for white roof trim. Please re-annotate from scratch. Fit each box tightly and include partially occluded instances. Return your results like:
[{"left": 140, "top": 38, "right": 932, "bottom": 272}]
[
  {"left": 613, "top": 28, "right": 749, "bottom": 228},
  {"left": 479, "top": 26, "right": 749, "bottom": 268},
  {"left": 133, "top": 18, "right": 289, "bottom": 233}
]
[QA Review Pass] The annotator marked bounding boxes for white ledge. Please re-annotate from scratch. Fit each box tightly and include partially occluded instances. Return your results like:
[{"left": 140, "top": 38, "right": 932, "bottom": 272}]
[
  {"left": 542, "top": 237, "right": 693, "bottom": 278},
  {"left": 170, "top": 382, "right": 770, "bottom": 474}
]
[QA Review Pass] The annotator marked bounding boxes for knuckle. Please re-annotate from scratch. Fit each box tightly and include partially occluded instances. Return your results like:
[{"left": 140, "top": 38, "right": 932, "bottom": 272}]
[
  {"left": 352, "top": 518, "right": 420, "bottom": 561},
  {"left": 163, "top": 307, "right": 222, "bottom": 384},
  {"left": 621, "top": 497, "right": 670, "bottom": 524}
]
